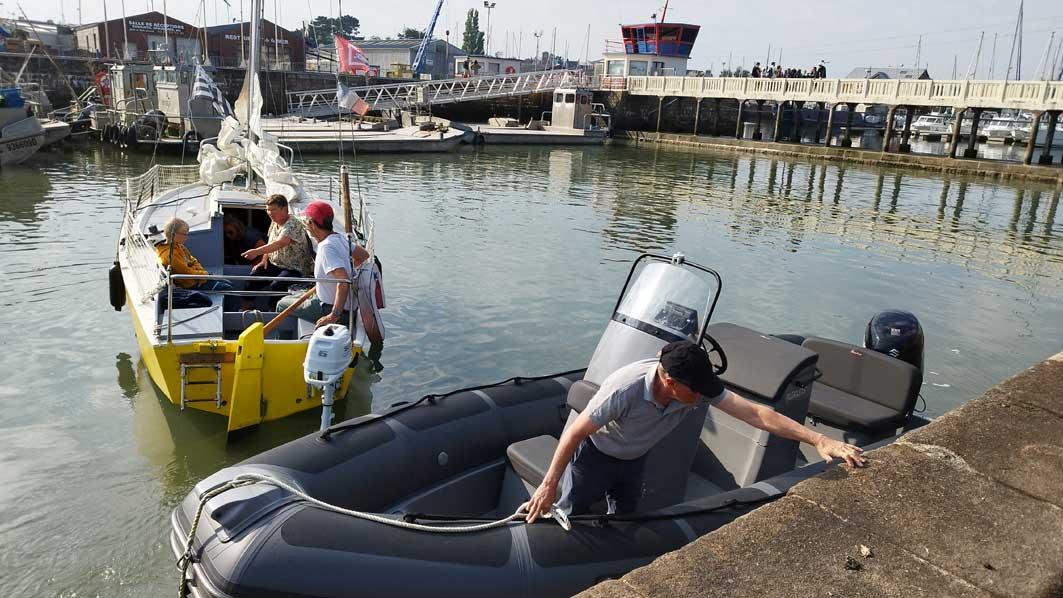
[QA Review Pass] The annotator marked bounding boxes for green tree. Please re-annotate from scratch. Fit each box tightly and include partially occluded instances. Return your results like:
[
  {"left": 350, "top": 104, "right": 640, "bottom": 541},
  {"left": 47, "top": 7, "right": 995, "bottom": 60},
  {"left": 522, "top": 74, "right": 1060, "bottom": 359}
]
[
  {"left": 397, "top": 27, "right": 426, "bottom": 39},
  {"left": 462, "top": 9, "right": 484, "bottom": 55},
  {"left": 308, "top": 15, "right": 360, "bottom": 44}
]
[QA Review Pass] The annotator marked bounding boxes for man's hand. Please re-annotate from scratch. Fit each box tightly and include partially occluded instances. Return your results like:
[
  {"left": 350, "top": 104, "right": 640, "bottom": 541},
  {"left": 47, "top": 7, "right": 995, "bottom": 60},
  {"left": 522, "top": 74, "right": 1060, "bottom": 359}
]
[
  {"left": 524, "top": 480, "right": 559, "bottom": 523},
  {"left": 815, "top": 435, "right": 865, "bottom": 467},
  {"left": 316, "top": 312, "right": 339, "bottom": 328}
]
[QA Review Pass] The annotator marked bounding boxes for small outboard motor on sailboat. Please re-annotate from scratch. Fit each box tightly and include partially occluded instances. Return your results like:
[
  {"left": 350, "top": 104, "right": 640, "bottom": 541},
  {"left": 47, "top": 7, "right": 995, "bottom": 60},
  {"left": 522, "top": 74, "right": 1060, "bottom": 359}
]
[
  {"left": 304, "top": 324, "right": 354, "bottom": 431},
  {"left": 864, "top": 310, "right": 924, "bottom": 371}
]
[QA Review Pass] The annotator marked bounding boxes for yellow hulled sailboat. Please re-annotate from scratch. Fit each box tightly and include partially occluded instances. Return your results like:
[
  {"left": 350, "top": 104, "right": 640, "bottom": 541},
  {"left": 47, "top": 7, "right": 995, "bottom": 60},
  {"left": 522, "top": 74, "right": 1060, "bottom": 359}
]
[{"left": 112, "top": 12, "right": 380, "bottom": 434}]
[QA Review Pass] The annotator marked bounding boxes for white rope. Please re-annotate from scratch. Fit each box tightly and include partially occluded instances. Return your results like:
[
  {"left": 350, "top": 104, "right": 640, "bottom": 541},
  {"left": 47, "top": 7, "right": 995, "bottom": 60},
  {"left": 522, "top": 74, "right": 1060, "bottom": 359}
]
[{"left": 231, "top": 472, "right": 530, "bottom": 533}]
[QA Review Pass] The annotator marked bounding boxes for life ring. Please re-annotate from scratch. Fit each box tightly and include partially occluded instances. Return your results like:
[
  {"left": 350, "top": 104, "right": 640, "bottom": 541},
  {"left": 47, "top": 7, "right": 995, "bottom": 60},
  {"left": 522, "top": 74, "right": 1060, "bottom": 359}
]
[{"left": 504, "top": 65, "right": 516, "bottom": 74}]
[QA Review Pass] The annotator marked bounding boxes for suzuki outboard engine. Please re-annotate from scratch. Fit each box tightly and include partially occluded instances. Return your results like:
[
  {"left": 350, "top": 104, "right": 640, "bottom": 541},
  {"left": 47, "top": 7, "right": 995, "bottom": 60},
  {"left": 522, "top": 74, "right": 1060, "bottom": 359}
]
[{"left": 864, "top": 310, "right": 924, "bottom": 371}]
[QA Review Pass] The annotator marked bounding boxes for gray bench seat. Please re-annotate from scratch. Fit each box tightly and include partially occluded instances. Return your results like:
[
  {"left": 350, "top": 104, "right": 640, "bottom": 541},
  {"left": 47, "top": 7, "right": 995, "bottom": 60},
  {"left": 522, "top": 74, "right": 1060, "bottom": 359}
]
[{"left": 802, "top": 337, "right": 921, "bottom": 434}]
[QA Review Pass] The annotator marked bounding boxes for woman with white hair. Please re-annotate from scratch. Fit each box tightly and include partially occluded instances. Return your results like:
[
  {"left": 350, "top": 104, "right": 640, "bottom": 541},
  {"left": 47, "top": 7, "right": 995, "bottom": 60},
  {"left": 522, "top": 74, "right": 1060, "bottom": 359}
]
[{"left": 156, "top": 217, "right": 233, "bottom": 292}]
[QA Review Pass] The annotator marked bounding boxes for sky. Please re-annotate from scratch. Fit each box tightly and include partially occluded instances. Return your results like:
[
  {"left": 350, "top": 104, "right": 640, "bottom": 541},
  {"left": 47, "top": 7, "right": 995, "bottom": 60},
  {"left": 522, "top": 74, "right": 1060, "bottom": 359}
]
[{"left": 15, "top": 0, "right": 1063, "bottom": 79}]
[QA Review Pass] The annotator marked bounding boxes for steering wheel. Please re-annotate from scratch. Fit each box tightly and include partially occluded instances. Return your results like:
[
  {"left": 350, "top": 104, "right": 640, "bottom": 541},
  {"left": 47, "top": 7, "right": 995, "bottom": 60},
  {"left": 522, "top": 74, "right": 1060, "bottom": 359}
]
[{"left": 701, "top": 332, "right": 728, "bottom": 376}]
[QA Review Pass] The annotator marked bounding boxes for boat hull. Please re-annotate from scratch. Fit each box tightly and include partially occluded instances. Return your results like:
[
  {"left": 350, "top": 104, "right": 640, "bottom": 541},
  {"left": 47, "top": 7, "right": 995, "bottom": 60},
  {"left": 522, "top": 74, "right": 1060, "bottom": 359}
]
[
  {"left": 170, "top": 370, "right": 828, "bottom": 597},
  {"left": 127, "top": 288, "right": 355, "bottom": 430}
]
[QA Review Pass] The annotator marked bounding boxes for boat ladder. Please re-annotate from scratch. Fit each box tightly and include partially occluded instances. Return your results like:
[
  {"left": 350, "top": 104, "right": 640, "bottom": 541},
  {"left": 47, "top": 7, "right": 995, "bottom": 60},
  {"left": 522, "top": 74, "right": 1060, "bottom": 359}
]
[{"left": 180, "top": 363, "right": 223, "bottom": 410}]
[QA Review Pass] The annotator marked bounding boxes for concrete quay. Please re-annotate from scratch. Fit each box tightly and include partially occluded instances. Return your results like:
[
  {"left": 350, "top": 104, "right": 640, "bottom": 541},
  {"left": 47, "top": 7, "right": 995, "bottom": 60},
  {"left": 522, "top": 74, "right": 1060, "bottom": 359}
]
[
  {"left": 579, "top": 351, "right": 1063, "bottom": 598},
  {"left": 614, "top": 131, "right": 1063, "bottom": 186}
]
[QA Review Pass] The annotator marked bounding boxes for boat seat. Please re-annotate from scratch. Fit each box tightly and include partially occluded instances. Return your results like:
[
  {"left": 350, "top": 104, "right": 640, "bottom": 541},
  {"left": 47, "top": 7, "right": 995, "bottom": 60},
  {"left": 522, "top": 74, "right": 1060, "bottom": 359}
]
[
  {"left": 506, "top": 435, "right": 557, "bottom": 488},
  {"left": 506, "top": 380, "right": 599, "bottom": 486},
  {"left": 802, "top": 337, "right": 921, "bottom": 434},
  {"left": 506, "top": 375, "right": 708, "bottom": 511}
]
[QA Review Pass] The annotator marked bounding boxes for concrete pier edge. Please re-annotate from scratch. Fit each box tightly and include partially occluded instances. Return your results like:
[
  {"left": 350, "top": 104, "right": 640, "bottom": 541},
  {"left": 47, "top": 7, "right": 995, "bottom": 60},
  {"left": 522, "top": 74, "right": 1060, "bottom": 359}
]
[
  {"left": 613, "top": 131, "right": 1063, "bottom": 186},
  {"left": 578, "top": 351, "right": 1063, "bottom": 598}
]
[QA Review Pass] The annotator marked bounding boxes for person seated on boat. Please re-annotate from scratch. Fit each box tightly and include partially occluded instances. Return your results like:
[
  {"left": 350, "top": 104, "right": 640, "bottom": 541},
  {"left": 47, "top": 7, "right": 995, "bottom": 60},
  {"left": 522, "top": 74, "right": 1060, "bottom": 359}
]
[
  {"left": 223, "top": 215, "right": 265, "bottom": 265},
  {"left": 241, "top": 195, "right": 315, "bottom": 309},
  {"left": 275, "top": 201, "right": 369, "bottom": 328},
  {"left": 156, "top": 217, "right": 233, "bottom": 293},
  {"left": 524, "top": 341, "right": 866, "bottom": 522}
]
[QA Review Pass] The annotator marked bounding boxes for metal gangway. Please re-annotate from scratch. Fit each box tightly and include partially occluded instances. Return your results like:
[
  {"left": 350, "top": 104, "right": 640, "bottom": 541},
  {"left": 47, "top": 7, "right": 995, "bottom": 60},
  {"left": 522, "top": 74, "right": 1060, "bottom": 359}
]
[{"left": 287, "top": 69, "right": 584, "bottom": 118}]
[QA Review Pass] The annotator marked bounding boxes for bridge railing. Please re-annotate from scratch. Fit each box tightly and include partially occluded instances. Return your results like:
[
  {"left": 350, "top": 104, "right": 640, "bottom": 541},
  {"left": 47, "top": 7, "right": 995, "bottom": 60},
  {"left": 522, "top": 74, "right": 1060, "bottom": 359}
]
[
  {"left": 615, "top": 76, "right": 1063, "bottom": 111},
  {"left": 287, "top": 69, "right": 584, "bottom": 117}
]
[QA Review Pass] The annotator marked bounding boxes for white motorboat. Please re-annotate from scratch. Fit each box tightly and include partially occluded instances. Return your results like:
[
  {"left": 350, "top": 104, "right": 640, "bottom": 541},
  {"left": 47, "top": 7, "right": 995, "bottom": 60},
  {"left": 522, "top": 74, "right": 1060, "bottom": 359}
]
[
  {"left": 0, "top": 87, "right": 45, "bottom": 166},
  {"left": 910, "top": 114, "right": 951, "bottom": 136}
]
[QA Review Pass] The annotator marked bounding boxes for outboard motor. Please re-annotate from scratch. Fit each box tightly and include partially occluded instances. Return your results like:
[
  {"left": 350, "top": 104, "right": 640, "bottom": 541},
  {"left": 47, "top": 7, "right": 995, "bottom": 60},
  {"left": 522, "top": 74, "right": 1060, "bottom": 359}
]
[
  {"left": 304, "top": 324, "right": 353, "bottom": 431},
  {"left": 864, "top": 310, "right": 924, "bottom": 371}
]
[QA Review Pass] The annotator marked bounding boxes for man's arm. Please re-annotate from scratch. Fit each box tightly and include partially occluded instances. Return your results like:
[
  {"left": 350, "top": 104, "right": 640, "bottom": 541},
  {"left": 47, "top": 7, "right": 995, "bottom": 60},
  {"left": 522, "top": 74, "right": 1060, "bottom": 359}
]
[
  {"left": 524, "top": 412, "right": 602, "bottom": 523},
  {"left": 242, "top": 235, "right": 292, "bottom": 261},
  {"left": 314, "top": 267, "right": 350, "bottom": 327},
  {"left": 714, "top": 390, "right": 865, "bottom": 467}
]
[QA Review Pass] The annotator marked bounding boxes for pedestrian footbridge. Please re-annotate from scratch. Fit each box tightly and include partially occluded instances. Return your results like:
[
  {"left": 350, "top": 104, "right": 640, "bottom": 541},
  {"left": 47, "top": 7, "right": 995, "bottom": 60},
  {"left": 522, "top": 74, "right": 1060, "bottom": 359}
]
[{"left": 287, "top": 69, "right": 583, "bottom": 118}]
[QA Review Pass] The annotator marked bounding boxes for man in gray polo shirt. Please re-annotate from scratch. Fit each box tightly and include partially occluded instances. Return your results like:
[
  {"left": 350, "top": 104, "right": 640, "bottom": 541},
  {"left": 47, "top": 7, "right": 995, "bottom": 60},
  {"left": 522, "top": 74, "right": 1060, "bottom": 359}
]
[{"left": 525, "top": 340, "right": 865, "bottom": 521}]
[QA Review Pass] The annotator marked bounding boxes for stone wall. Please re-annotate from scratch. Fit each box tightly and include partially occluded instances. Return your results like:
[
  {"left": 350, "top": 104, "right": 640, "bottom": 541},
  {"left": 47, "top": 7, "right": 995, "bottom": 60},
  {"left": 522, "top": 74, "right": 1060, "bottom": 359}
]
[{"left": 580, "top": 351, "right": 1063, "bottom": 598}]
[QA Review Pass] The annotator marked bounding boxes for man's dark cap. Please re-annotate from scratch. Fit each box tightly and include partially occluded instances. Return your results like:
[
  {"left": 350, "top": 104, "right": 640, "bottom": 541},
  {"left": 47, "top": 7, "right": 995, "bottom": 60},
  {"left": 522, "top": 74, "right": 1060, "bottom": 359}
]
[{"left": 659, "top": 340, "right": 724, "bottom": 397}]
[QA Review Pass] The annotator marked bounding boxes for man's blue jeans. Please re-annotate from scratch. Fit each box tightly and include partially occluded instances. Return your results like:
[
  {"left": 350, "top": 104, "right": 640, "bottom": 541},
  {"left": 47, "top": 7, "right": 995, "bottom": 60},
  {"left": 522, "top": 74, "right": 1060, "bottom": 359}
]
[{"left": 555, "top": 438, "right": 647, "bottom": 516}]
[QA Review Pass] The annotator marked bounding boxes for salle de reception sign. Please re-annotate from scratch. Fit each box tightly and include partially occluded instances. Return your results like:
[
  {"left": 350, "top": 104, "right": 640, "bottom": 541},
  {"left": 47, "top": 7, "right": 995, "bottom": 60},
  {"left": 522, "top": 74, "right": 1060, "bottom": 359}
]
[{"left": 127, "top": 20, "right": 187, "bottom": 35}]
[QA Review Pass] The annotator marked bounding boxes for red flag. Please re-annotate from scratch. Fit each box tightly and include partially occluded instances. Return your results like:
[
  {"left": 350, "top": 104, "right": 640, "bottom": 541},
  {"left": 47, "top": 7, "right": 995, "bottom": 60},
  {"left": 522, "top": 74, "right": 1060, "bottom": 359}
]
[{"left": 335, "top": 35, "right": 370, "bottom": 75}]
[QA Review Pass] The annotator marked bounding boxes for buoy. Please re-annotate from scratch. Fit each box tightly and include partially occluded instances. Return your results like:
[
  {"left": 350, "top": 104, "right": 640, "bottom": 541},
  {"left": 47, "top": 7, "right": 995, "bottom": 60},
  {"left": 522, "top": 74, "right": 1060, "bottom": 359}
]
[
  {"left": 125, "top": 126, "right": 138, "bottom": 148},
  {"left": 109, "top": 261, "right": 125, "bottom": 311}
]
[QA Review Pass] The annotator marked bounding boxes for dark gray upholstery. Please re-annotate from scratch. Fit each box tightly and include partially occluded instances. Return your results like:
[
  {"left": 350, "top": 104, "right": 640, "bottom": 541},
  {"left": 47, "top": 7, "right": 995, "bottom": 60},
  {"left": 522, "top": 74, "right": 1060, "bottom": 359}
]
[
  {"left": 710, "top": 323, "right": 818, "bottom": 403},
  {"left": 506, "top": 435, "right": 557, "bottom": 488},
  {"left": 802, "top": 337, "right": 921, "bottom": 432},
  {"left": 566, "top": 380, "right": 599, "bottom": 413}
]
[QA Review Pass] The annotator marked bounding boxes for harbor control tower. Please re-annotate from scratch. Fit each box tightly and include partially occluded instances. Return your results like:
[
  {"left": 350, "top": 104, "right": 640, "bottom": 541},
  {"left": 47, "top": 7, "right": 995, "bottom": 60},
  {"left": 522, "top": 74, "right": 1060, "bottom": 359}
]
[{"left": 599, "top": 20, "right": 700, "bottom": 79}]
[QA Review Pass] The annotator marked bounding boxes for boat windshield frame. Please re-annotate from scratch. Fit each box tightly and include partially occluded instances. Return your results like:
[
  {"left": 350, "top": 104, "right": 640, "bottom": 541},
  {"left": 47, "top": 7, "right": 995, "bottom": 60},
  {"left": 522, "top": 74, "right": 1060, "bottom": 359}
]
[{"left": 612, "top": 253, "right": 723, "bottom": 342}]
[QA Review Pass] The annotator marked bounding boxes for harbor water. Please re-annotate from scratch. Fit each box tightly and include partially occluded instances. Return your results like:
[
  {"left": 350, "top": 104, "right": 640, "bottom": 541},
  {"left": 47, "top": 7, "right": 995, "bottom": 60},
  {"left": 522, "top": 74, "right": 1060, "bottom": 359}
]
[{"left": 1, "top": 142, "right": 1061, "bottom": 596}]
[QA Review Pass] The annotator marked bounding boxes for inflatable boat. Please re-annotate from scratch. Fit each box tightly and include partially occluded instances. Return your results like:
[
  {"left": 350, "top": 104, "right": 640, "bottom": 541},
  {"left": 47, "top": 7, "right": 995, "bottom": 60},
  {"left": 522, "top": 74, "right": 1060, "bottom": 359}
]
[{"left": 171, "top": 253, "right": 929, "bottom": 598}]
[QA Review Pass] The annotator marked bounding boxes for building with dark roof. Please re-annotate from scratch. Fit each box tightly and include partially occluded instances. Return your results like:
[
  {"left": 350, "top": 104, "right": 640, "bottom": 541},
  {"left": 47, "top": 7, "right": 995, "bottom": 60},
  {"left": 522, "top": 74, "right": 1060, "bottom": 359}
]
[
  {"left": 845, "top": 67, "right": 931, "bottom": 80},
  {"left": 205, "top": 20, "right": 304, "bottom": 70},
  {"left": 73, "top": 12, "right": 200, "bottom": 63}
]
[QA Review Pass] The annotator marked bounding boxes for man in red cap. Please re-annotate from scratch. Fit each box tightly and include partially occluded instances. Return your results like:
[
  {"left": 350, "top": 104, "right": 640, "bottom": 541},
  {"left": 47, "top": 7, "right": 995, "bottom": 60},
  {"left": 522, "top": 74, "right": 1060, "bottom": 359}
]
[
  {"left": 276, "top": 200, "right": 369, "bottom": 328},
  {"left": 524, "top": 340, "right": 865, "bottom": 522}
]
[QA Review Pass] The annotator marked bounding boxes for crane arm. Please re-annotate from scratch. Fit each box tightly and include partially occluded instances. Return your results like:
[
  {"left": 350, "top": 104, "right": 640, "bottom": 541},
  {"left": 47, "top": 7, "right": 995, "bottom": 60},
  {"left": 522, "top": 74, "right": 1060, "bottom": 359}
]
[{"left": 412, "top": 0, "right": 445, "bottom": 74}]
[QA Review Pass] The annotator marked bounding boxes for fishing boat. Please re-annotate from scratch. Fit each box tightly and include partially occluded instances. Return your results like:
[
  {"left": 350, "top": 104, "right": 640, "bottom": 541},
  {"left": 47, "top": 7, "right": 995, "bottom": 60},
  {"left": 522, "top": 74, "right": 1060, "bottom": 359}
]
[
  {"left": 0, "top": 87, "right": 45, "bottom": 166},
  {"left": 171, "top": 253, "right": 929, "bottom": 597},
  {"left": 475, "top": 88, "right": 611, "bottom": 145},
  {"left": 111, "top": 0, "right": 382, "bottom": 434}
]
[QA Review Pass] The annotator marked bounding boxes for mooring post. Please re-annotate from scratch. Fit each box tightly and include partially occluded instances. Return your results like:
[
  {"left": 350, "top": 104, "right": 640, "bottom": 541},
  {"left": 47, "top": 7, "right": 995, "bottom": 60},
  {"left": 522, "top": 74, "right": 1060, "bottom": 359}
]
[
  {"left": 963, "top": 108, "right": 982, "bottom": 159},
  {"left": 789, "top": 101, "right": 802, "bottom": 143},
  {"left": 947, "top": 107, "right": 966, "bottom": 159},
  {"left": 882, "top": 105, "right": 897, "bottom": 153},
  {"left": 735, "top": 99, "right": 745, "bottom": 138},
  {"left": 823, "top": 103, "right": 836, "bottom": 147},
  {"left": 772, "top": 101, "right": 784, "bottom": 142},
  {"left": 840, "top": 103, "right": 855, "bottom": 148},
  {"left": 899, "top": 105, "right": 914, "bottom": 153},
  {"left": 813, "top": 101, "right": 825, "bottom": 144},
  {"left": 752, "top": 100, "right": 764, "bottom": 140},
  {"left": 1023, "top": 110, "right": 1043, "bottom": 166},
  {"left": 1038, "top": 111, "right": 1059, "bottom": 165},
  {"left": 693, "top": 98, "right": 701, "bottom": 136},
  {"left": 656, "top": 96, "right": 664, "bottom": 139}
]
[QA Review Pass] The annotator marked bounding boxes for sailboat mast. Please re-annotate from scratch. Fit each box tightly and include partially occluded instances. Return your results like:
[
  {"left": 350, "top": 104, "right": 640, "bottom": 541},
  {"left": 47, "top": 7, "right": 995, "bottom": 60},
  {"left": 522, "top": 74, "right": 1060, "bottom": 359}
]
[{"left": 245, "top": 0, "right": 261, "bottom": 188}]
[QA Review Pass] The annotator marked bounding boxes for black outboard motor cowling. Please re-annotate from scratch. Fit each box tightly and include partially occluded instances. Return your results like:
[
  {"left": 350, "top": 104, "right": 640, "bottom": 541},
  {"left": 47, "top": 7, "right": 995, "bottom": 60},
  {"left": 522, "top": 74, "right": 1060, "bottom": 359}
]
[{"left": 864, "top": 310, "right": 924, "bottom": 371}]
